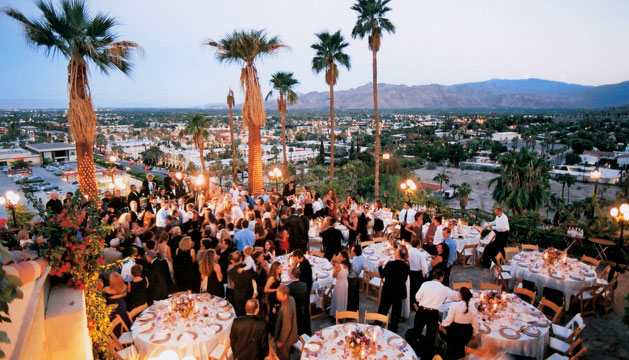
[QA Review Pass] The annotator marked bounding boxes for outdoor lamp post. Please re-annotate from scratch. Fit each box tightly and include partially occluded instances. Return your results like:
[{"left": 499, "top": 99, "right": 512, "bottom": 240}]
[
  {"left": 0, "top": 190, "right": 21, "bottom": 227},
  {"left": 589, "top": 168, "right": 602, "bottom": 197},
  {"left": 268, "top": 167, "right": 283, "bottom": 190},
  {"left": 383, "top": 152, "right": 391, "bottom": 182},
  {"left": 399, "top": 179, "right": 417, "bottom": 202},
  {"left": 610, "top": 203, "right": 628, "bottom": 247}
]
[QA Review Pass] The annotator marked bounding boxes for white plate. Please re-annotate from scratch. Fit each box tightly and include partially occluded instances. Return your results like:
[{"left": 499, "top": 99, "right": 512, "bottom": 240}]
[
  {"left": 367, "top": 255, "right": 379, "bottom": 261},
  {"left": 304, "top": 343, "right": 321, "bottom": 352}
]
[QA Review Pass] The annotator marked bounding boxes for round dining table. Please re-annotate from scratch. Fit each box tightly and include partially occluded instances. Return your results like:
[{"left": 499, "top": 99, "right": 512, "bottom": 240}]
[
  {"left": 131, "top": 293, "right": 235, "bottom": 360},
  {"left": 301, "top": 323, "right": 418, "bottom": 359},
  {"left": 421, "top": 223, "right": 481, "bottom": 253},
  {"left": 440, "top": 292, "right": 551, "bottom": 360},
  {"left": 508, "top": 251, "right": 604, "bottom": 309}
]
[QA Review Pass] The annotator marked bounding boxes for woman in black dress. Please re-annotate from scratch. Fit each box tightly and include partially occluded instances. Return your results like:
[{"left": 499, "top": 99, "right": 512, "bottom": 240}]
[
  {"left": 199, "top": 249, "right": 224, "bottom": 297},
  {"left": 173, "top": 236, "right": 198, "bottom": 292},
  {"left": 126, "top": 264, "right": 149, "bottom": 310},
  {"left": 264, "top": 261, "right": 282, "bottom": 329},
  {"left": 430, "top": 243, "right": 450, "bottom": 285}
]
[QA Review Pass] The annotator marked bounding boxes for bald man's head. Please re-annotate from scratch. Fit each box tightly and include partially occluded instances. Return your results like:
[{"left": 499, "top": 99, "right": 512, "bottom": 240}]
[{"left": 245, "top": 299, "right": 259, "bottom": 315}]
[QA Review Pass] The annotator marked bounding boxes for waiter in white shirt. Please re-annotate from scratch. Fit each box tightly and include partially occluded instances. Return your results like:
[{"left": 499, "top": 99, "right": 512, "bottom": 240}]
[
  {"left": 398, "top": 201, "right": 416, "bottom": 242},
  {"left": 408, "top": 240, "right": 429, "bottom": 310},
  {"left": 412, "top": 268, "right": 459, "bottom": 360},
  {"left": 483, "top": 207, "right": 510, "bottom": 268}
]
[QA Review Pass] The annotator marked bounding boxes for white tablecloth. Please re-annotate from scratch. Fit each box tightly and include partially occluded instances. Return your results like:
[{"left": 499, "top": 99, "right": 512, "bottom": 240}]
[
  {"left": 421, "top": 224, "right": 481, "bottom": 253},
  {"left": 276, "top": 254, "right": 334, "bottom": 309},
  {"left": 301, "top": 323, "right": 417, "bottom": 359},
  {"left": 131, "top": 294, "right": 235, "bottom": 359},
  {"left": 362, "top": 242, "right": 415, "bottom": 318},
  {"left": 508, "top": 251, "right": 602, "bottom": 309},
  {"left": 308, "top": 224, "right": 349, "bottom": 242},
  {"left": 440, "top": 292, "right": 550, "bottom": 360}
]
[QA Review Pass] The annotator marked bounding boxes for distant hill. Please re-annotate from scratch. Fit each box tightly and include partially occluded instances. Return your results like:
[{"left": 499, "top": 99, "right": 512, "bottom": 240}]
[{"left": 272, "top": 78, "right": 629, "bottom": 110}]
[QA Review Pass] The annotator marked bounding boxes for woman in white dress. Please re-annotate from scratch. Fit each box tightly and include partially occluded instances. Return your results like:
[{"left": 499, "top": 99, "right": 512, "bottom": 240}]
[{"left": 329, "top": 251, "right": 350, "bottom": 317}]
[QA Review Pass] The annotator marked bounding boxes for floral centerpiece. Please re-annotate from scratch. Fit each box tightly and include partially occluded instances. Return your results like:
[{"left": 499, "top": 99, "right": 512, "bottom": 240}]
[
  {"left": 542, "top": 248, "right": 565, "bottom": 265},
  {"left": 170, "top": 294, "right": 198, "bottom": 318},
  {"left": 476, "top": 291, "right": 507, "bottom": 320},
  {"left": 345, "top": 329, "right": 374, "bottom": 359}
]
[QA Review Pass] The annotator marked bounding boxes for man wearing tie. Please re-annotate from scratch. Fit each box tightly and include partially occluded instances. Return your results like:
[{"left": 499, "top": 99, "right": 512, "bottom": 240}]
[
  {"left": 398, "top": 201, "right": 416, "bottom": 242},
  {"left": 142, "top": 173, "right": 157, "bottom": 196}
]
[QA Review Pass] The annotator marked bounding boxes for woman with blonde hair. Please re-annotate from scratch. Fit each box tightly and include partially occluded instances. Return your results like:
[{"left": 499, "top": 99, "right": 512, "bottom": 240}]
[
  {"left": 173, "top": 236, "right": 198, "bottom": 292},
  {"left": 104, "top": 272, "right": 130, "bottom": 325},
  {"left": 199, "top": 249, "right": 224, "bottom": 297}
]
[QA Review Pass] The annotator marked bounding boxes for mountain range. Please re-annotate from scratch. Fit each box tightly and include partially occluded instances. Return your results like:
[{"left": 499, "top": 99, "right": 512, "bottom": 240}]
[{"left": 267, "top": 78, "right": 629, "bottom": 110}]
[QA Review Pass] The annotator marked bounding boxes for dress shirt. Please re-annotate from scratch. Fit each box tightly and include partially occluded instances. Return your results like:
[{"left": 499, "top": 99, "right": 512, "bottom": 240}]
[
  {"left": 433, "top": 225, "right": 444, "bottom": 245},
  {"left": 156, "top": 208, "right": 169, "bottom": 227},
  {"left": 490, "top": 213, "right": 510, "bottom": 232},
  {"left": 444, "top": 237, "right": 457, "bottom": 267},
  {"left": 442, "top": 300, "right": 478, "bottom": 334},
  {"left": 415, "top": 280, "right": 459, "bottom": 310},
  {"left": 121, "top": 258, "right": 135, "bottom": 282},
  {"left": 408, "top": 246, "right": 429, "bottom": 275},
  {"left": 398, "top": 208, "right": 416, "bottom": 224},
  {"left": 230, "top": 188, "right": 239, "bottom": 204},
  {"left": 235, "top": 229, "right": 256, "bottom": 252},
  {"left": 349, "top": 255, "right": 364, "bottom": 279},
  {"left": 312, "top": 199, "right": 323, "bottom": 214}
]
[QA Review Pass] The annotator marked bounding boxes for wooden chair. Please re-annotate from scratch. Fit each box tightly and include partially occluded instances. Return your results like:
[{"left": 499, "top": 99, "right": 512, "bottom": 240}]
[
  {"left": 598, "top": 265, "right": 611, "bottom": 282},
  {"left": 373, "top": 237, "right": 386, "bottom": 243},
  {"left": 505, "top": 246, "right": 519, "bottom": 261},
  {"left": 310, "top": 286, "right": 331, "bottom": 319},
  {"left": 308, "top": 239, "right": 323, "bottom": 253},
  {"left": 360, "top": 240, "right": 374, "bottom": 249},
  {"left": 209, "top": 343, "right": 231, "bottom": 360},
  {"left": 572, "top": 285, "right": 600, "bottom": 316},
  {"left": 336, "top": 310, "right": 359, "bottom": 324},
  {"left": 551, "top": 313, "right": 584, "bottom": 341},
  {"left": 580, "top": 255, "right": 599, "bottom": 268},
  {"left": 127, "top": 303, "right": 148, "bottom": 323},
  {"left": 480, "top": 283, "right": 501, "bottom": 291},
  {"left": 490, "top": 262, "right": 512, "bottom": 291},
  {"left": 495, "top": 252, "right": 511, "bottom": 272},
  {"left": 168, "top": 291, "right": 189, "bottom": 297},
  {"left": 597, "top": 272, "right": 619, "bottom": 314},
  {"left": 538, "top": 297, "right": 563, "bottom": 324},
  {"left": 522, "top": 244, "right": 539, "bottom": 252},
  {"left": 452, "top": 281, "right": 472, "bottom": 291},
  {"left": 364, "top": 269, "right": 383, "bottom": 303},
  {"left": 109, "top": 315, "right": 133, "bottom": 347},
  {"left": 113, "top": 345, "right": 138, "bottom": 360},
  {"left": 364, "top": 311, "right": 389, "bottom": 329},
  {"left": 514, "top": 287, "right": 536, "bottom": 305},
  {"left": 310, "top": 250, "right": 325, "bottom": 258},
  {"left": 461, "top": 244, "right": 477, "bottom": 268},
  {"left": 546, "top": 346, "right": 587, "bottom": 360},
  {"left": 476, "top": 231, "right": 495, "bottom": 262}
]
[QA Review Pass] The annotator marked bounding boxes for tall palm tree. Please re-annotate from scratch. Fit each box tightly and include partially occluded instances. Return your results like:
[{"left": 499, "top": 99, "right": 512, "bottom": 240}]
[
  {"left": 433, "top": 171, "right": 450, "bottom": 192},
  {"left": 179, "top": 113, "right": 210, "bottom": 182},
  {"left": 227, "top": 89, "right": 238, "bottom": 183},
  {"left": 206, "top": 30, "right": 285, "bottom": 195},
  {"left": 565, "top": 174, "right": 576, "bottom": 205},
  {"left": 351, "top": 0, "right": 395, "bottom": 199},
  {"left": 311, "top": 30, "right": 351, "bottom": 182},
  {"left": 266, "top": 72, "right": 299, "bottom": 176},
  {"left": 456, "top": 182, "right": 473, "bottom": 210},
  {"left": 4, "top": 0, "right": 140, "bottom": 200}
]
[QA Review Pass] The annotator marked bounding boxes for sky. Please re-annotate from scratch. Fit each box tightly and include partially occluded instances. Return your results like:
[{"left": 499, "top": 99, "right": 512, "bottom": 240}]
[{"left": 1, "top": 0, "right": 628, "bottom": 108}]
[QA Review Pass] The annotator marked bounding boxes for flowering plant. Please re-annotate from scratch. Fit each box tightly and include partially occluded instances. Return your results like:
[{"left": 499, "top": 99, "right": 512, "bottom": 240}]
[
  {"left": 170, "top": 294, "right": 197, "bottom": 318},
  {"left": 345, "top": 329, "right": 373, "bottom": 359},
  {"left": 34, "top": 191, "right": 114, "bottom": 359},
  {"left": 476, "top": 291, "right": 506, "bottom": 316},
  {"left": 542, "top": 248, "right": 564, "bottom": 265}
]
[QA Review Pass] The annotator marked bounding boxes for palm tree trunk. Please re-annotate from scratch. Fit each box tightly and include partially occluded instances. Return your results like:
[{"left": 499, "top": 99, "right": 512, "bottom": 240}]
[
  {"left": 198, "top": 135, "right": 208, "bottom": 180},
  {"left": 372, "top": 48, "right": 381, "bottom": 199},
  {"left": 280, "top": 93, "right": 288, "bottom": 177},
  {"left": 561, "top": 183, "right": 565, "bottom": 199},
  {"left": 229, "top": 104, "right": 238, "bottom": 183},
  {"left": 248, "top": 124, "right": 264, "bottom": 195},
  {"left": 75, "top": 142, "right": 98, "bottom": 200},
  {"left": 329, "top": 82, "right": 335, "bottom": 182}
]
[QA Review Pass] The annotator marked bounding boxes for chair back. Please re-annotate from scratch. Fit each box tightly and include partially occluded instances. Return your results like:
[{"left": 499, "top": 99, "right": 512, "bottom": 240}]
[
  {"left": 495, "top": 252, "right": 506, "bottom": 266},
  {"left": 127, "top": 303, "right": 148, "bottom": 322},
  {"left": 580, "top": 255, "right": 599, "bottom": 268},
  {"left": 565, "top": 337, "right": 583, "bottom": 356},
  {"left": 565, "top": 313, "right": 584, "bottom": 332},
  {"left": 514, "top": 287, "right": 536, "bottom": 304},
  {"left": 569, "top": 346, "right": 588, "bottom": 360},
  {"left": 310, "top": 250, "right": 324, "bottom": 258},
  {"left": 364, "top": 312, "right": 389, "bottom": 328},
  {"left": 505, "top": 247, "right": 519, "bottom": 260},
  {"left": 335, "top": 310, "right": 359, "bottom": 324},
  {"left": 538, "top": 297, "right": 563, "bottom": 324},
  {"left": 482, "top": 231, "right": 496, "bottom": 243},
  {"left": 360, "top": 240, "right": 374, "bottom": 249},
  {"left": 373, "top": 237, "right": 386, "bottom": 243},
  {"left": 599, "top": 265, "right": 611, "bottom": 282},
  {"left": 453, "top": 281, "right": 472, "bottom": 291},
  {"left": 566, "top": 324, "right": 585, "bottom": 343},
  {"left": 308, "top": 240, "right": 323, "bottom": 253},
  {"left": 480, "top": 283, "right": 501, "bottom": 291},
  {"left": 168, "top": 291, "right": 189, "bottom": 297},
  {"left": 521, "top": 244, "right": 538, "bottom": 252}
]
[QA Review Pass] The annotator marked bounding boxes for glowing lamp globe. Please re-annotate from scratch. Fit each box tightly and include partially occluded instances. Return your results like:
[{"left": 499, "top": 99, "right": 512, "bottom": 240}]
[
  {"left": 400, "top": 183, "right": 407, "bottom": 190},
  {"left": 175, "top": 172, "right": 183, "bottom": 180},
  {"left": 273, "top": 168, "right": 282, "bottom": 177},
  {"left": 0, "top": 197, "right": 5, "bottom": 206},
  {"left": 195, "top": 176, "right": 204, "bottom": 186},
  {"left": 589, "top": 169, "right": 602, "bottom": 181},
  {"left": 406, "top": 179, "right": 417, "bottom": 191},
  {"left": 109, "top": 155, "right": 116, "bottom": 162},
  {"left": 383, "top": 153, "right": 391, "bottom": 160},
  {"left": 620, "top": 204, "right": 629, "bottom": 216},
  {"left": 268, "top": 170, "right": 275, "bottom": 178},
  {"left": 610, "top": 208, "right": 619, "bottom": 217}
]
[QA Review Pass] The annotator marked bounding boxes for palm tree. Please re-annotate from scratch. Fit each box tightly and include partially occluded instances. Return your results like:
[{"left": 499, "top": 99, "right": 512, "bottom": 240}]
[
  {"left": 266, "top": 72, "right": 299, "bottom": 176},
  {"left": 456, "top": 182, "right": 473, "bottom": 210},
  {"left": 351, "top": 0, "right": 395, "bottom": 199},
  {"left": 179, "top": 113, "right": 210, "bottom": 182},
  {"left": 489, "top": 148, "right": 550, "bottom": 214},
  {"left": 206, "top": 30, "right": 285, "bottom": 195},
  {"left": 4, "top": 0, "right": 140, "bottom": 200},
  {"left": 565, "top": 174, "right": 576, "bottom": 204},
  {"left": 433, "top": 171, "right": 450, "bottom": 192},
  {"left": 227, "top": 89, "right": 238, "bottom": 183},
  {"left": 311, "top": 30, "right": 351, "bottom": 182}
]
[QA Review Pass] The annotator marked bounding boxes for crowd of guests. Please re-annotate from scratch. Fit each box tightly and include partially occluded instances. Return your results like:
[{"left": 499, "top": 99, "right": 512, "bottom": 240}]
[{"left": 39, "top": 169, "right": 510, "bottom": 360}]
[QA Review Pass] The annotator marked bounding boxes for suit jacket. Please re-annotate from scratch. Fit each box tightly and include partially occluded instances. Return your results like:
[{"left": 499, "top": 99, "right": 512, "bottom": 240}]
[
  {"left": 127, "top": 191, "right": 140, "bottom": 206},
  {"left": 297, "top": 259, "right": 313, "bottom": 295},
  {"left": 288, "top": 280, "right": 310, "bottom": 336},
  {"left": 141, "top": 179, "right": 158, "bottom": 196},
  {"left": 284, "top": 215, "right": 307, "bottom": 249},
  {"left": 230, "top": 315, "right": 269, "bottom": 360},
  {"left": 378, "top": 259, "right": 410, "bottom": 300},
  {"left": 145, "top": 258, "right": 174, "bottom": 303},
  {"left": 320, "top": 227, "right": 343, "bottom": 261},
  {"left": 274, "top": 296, "right": 299, "bottom": 348}
]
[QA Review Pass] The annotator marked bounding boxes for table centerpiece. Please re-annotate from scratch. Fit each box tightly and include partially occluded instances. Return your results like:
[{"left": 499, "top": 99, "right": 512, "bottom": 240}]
[{"left": 345, "top": 328, "right": 375, "bottom": 359}]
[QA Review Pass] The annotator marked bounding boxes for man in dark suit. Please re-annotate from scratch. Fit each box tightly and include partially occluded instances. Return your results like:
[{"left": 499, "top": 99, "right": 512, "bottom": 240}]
[
  {"left": 287, "top": 267, "right": 310, "bottom": 336},
  {"left": 274, "top": 285, "right": 298, "bottom": 360},
  {"left": 142, "top": 173, "right": 158, "bottom": 196},
  {"left": 45, "top": 191, "right": 63, "bottom": 214},
  {"left": 163, "top": 170, "right": 175, "bottom": 194},
  {"left": 227, "top": 251, "right": 257, "bottom": 316},
  {"left": 230, "top": 299, "right": 268, "bottom": 360},
  {"left": 376, "top": 246, "right": 410, "bottom": 332},
  {"left": 144, "top": 250, "right": 175, "bottom": 304},
  {"left": 281, "top": 212, "right": 308, "bottom": 252},
  {"left": 320, "top": 217, "right": 343, "bottom": 261},
  {"left": 127, "top": 184, "right": 140, "bottom": 207},
  {"left": 291, "top": 250, "right": 312, "bottom": 296},
  {"left": 145, "top": 196, "right": 160, "bottom": 214}
]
